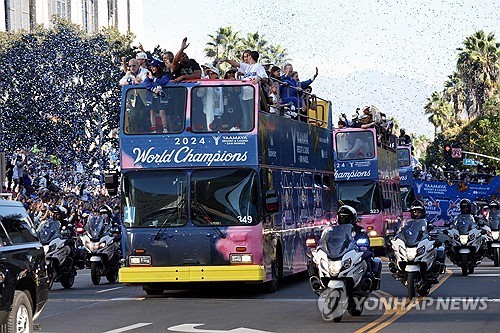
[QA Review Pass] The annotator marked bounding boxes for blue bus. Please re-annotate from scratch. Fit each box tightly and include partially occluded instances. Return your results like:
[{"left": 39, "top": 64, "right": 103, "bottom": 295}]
[
  {"left": 397, "top": 145, "right": 415, "bottom": 221},
  {"left": 332, "top": 127, "right": 402, "bottom": 249},
  {"left": 117, "top": 80, "right": 334, "bottom": 293}
]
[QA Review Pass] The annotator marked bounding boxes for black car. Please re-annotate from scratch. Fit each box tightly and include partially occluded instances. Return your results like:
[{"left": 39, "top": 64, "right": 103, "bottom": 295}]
[{"left": 0, "top": 199, "right": 49, "bottom": 332}]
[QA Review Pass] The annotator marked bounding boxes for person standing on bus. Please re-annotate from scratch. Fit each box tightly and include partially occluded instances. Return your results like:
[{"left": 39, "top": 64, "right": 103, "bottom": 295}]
[
  {"left": 171, "top": 37, "right": 202, "bottom": 84},
  {"left": 119, "top": 59, "right": 148, "bottom": 86},
  {"left": 222, "top": 51, "right": 268, "bottom": 131},
  {"left": 144, "top": 59, "right": 171, "bottom": 133}
]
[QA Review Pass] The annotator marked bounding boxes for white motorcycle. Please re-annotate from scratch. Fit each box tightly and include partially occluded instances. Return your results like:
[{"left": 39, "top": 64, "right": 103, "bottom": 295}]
[
  {"left": 444, "top": 214, "right": 487, "bottom": 276},
  {"left": 38, "top": 219, "right": 77, "bottom": 289},
  {"left": 307, "top": 224, "right": 381, "bottom": 322},
  {"left": 388, "top": 219, "right": 446, "bottom": 299},
  {"left": 483, "top": 211, "right": 500, "bottom": 267},
  {"left": 80, "top": 215, "right": 121, "bottom": 285}
]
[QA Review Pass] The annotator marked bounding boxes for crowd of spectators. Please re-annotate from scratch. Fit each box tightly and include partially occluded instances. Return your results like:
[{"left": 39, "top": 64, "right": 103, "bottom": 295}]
[
  {"left": 119, "top": 37, "right": 320, "bottom": 129},
  {"left": 414, "top": 164, "right": 497, "bottom": 184},
  {"left": 2, "top": 146, "right": 118, "bottom": 228}
]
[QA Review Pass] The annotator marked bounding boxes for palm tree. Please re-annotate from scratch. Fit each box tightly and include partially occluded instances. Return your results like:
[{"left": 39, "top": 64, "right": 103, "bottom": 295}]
[
  {"left": 266, "top": 44, "right": 291, "bottom": 67},
  {"left": 242, "top": 32, "right": 268, "bottom": 54},
  {"left": 204, "top": 26, "right": 243, "bottom": 62},
  {"left": 443, "top": 72, "right": 465, "bottom": 123},
  {"left": 456, "top": 30, "right": 500, "bottom": 117},
  {"left": 424, "top": 91, "right": 455, "bottom": 137}
]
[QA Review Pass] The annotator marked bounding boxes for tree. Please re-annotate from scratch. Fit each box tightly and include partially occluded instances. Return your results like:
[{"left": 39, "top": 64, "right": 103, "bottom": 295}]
[
  {"left": 457, "top": 30, "right": 500, "bottom": 117},
  {"left": 443, "top": 71, "right": 465, "bottom": 123},
  {"left": 424, "top": 91, "right": 455, "bottom": 136},
  {"left": 0, "top": 18, "right": 134, "bottom": 176}
]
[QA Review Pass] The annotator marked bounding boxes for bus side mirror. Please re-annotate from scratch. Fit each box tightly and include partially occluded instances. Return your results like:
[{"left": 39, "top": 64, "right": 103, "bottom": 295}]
[
  {"left": 383, "top": 199, "right": 392, "bottom": 209},
  {"left": 265, "top": 190, "right": 279, "bottom": 213},
  {"left": 105, "top": 172, "right": 119, "bottom": 196}
]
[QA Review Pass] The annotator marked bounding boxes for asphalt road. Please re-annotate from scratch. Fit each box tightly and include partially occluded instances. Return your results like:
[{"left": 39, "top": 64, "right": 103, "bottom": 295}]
[{"left": 36, "top": 258, "right": 499, "bottom": 333}]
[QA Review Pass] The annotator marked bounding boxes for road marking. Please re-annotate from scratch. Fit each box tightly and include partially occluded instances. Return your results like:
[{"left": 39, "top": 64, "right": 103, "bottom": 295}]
[
  {"left": 103, "top": 323, "right": 152, "bottom": 333},
  {"left": 465, "top": 274, "right": 499, "bottom": 277},
  {"left": 110, "top": 297, "right": 145, "bottom": 301},
  {"left": 167, "top": 324, "right": 274, "bottom": 333},
  {"left": 353, "top": 290, "right": 397, "bottom": 333},
  {"left": 355, "top": 268, "right": 452, "bottom": 333},
  {"left": 365, "top": 268, "right": 453, "bottom": 333},
  {"left": 96, "top": 286, "right": 124, "bottom": 293}
]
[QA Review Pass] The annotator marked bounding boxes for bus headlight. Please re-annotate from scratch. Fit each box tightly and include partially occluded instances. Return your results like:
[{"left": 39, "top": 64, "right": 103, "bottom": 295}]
[
  {"left": 129, "top": 256, "right": 151, "bottom": 266},
  {"left": 368, "top": 230, "right": 378, "bottom": 237},
  {"left": 230, "top": 253, "right": 253, "bottom": 264}
]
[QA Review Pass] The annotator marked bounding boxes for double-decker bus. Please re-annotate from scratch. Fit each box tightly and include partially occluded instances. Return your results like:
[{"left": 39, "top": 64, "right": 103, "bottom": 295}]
[
  {"left": 332, "top": 127, "right": 402, "bottom": 249},
  {"left": 397, "top": 145, "right": 415, "bottom": 221},
  {"left": 117, "top": 80, "right": 334, "bottom": 293}
]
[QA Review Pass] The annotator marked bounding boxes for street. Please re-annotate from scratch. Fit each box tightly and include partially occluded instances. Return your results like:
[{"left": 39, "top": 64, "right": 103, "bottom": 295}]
[{"left": 36, "top": 258, "right": 499, "bottom": 333}]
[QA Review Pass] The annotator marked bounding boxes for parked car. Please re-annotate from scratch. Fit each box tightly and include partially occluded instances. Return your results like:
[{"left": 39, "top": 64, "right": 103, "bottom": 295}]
[{"left": 0, "top": 199, "right": 49, "bottom": 332}]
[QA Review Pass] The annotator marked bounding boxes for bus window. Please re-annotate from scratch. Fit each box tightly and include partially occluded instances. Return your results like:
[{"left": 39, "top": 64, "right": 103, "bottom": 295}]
[
  {"left": 281, "top": 171, "right": 294, "bottom": 226},
  {"left": 323, "top": 175, "right": 334, "bottom": 218},
  {"left": 335, "top": 131, "right": 375, "bottom": 160},
  {"left": 191, "top": 169, "right": 259, "bottom": 226},
  {"left": 397, "top": 148, "right": 411, "bottom": 167},
  {"left": 122, "top": 170, "right": 187, "bottom": 228},
  {"left": 123, "top": 87, "right": 187, "bottom": 134},
  {"left": 313, "top": 174, "right": 323, "bottom": 219},
  {"left": 337, "top": 181, "right": 381, "bottom": 215},
  {"left": 299, "top": 173, "right": 313, "bottom": 224},
  {"left": 191, "top": 85, "right": 254, "bottom": 133}
]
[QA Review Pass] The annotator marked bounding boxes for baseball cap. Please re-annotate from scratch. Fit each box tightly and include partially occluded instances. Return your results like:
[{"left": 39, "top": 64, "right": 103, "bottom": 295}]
[
  {"left": 136, "top": 52, "right": 148, "bottom": 60},
  {"left": 260, "top": 58, "right": 272, "bottom": 66}
]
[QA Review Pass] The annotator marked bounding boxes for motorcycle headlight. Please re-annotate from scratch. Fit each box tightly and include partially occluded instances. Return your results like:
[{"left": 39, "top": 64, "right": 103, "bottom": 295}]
[
  {"left": 416, "top": 245, "right": 426, "bottom": 256},
  {"left": 99, "top": 242, "right": 106, "bottom": 249},
  {"left": 329, "top": 260, "right": 342, "bottom": 276},
  {"left": 406, "top": 247, "right": 417, "bottom": 261},
  {"left": 468, "top": 233, "right": 475, "bottom": 241},
  {"left": 459, "top": 235, "right": 468, "bottom": 245},
  {"left": 342, "top": 258, "right": 352, "bottom": 270},
  {"left": 492, "top": 231, "right": 499, "bottom": 240},
  {"left": 43, "top": 245, "right": 49, "bottom": 253}
]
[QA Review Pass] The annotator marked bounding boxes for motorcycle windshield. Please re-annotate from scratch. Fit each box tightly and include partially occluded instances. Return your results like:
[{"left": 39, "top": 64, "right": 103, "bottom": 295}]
[
  {"left": 87, "top": 216, "right": 107, "bottom": 240},
  {"left": 401, "top": 219, "right": 427, "bottom": 247},
  {"left": 320, "top": 224, "right": 357, "bottom": 259},
  {"left": 38, "top": 220, "right": 62, "bottom": 245},
  {"left": 455, "top": 215, "right": 476, "bottom": 234},
  {"left": 489, "top": 211, "right": 500, "bottom": 230}
]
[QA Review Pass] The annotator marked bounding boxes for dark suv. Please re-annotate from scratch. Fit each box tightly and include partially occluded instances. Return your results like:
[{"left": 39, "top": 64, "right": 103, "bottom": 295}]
[{"left": 0, "top": 199, "right": 49, "bottom": 332}]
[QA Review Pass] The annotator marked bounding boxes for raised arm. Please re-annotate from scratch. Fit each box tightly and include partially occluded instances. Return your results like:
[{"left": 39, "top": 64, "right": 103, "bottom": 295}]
[{"left": 172, "top": 37, "right": 190, "bottom": 73}]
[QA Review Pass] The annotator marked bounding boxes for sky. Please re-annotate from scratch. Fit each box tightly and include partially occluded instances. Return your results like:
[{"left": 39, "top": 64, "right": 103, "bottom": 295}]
[{"left": 133, "top": 0, "right": 500, "bottom": 138}]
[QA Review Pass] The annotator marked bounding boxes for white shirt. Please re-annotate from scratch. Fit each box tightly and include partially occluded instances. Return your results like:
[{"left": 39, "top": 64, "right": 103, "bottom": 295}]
[{"left": 238, "top": 63, "right": 268, "bottom": 101}]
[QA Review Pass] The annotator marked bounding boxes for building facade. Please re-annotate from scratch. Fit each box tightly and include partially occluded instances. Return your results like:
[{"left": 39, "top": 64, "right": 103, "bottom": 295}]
[{"left": 0, "top": 0, "right": 143, "bottom": 37}]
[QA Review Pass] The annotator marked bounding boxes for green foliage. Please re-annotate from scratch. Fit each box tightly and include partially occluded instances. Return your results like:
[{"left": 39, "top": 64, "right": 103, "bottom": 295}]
[{"left": 204, "top": 26, "right": 291, "bottom": 69}]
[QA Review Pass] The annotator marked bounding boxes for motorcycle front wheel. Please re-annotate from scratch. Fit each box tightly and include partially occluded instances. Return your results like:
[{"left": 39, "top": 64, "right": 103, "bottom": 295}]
[
  {"left": 46, "top": 264, "right": 54, "bottom": 290},
  {"left": 406, "top": 272, "right": 416, "bottom": 299},
  {"left": 91, "top": 262, "right": 102, "bottom": 285},
  {"left": 106, "top": 269, "right": 119, "bottom": 283},
  {"left": 461, "top": 254, "right": 469, "bottom": 276},
  {"left": 60, "top": 275, "right": 75, "bottom": 289},
  {"left": 494, "top": 248, "right": 500, "bottom": 267}
]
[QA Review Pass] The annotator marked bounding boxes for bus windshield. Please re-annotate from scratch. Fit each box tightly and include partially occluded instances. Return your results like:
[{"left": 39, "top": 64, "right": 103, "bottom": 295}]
[
  {"left": 337, "top": 181, "right": 381, "bottom": 215},
  {"left": 398, "top": 148, "right": 411, "bottom": 167},
  {"left": 123, "top": 87, "right": 187, "bottom": 135},
  {"left": 400, "top": 184, "right": 415, "bottom": 212},
  {"left": 122, "top": 170, "right": 187, "bottom": 228},
  {"left": 191, "top": 168, "right": 259, "bottom": 226},
  {"left": 335, "top": 131, "right": 375, "bottom": 160},
  {"left": 191, "top": 85, "right": 254, "bottom": 132}
]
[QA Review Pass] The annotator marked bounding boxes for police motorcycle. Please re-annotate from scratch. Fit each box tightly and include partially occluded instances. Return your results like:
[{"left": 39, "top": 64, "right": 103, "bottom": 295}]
[
  {"left": 38, "top": 217, "right": 78, "bottom": 289},
  {"left": 484, "top": 201, "right": 500, "bottom": 266},
  {"left": 80, "top": 208, "right": 121, "bottom": 285},
  {"left": 387, "top": 200, "right": 446, "bottom": 299},
  {"left": 443, "top": 199, "right": 487, "bottom": 276},
  {"left": 307, "top": 206, "right": 381, "bottom": 322}
]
